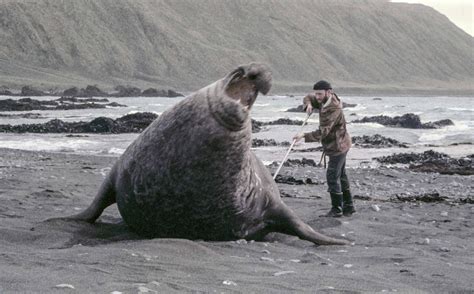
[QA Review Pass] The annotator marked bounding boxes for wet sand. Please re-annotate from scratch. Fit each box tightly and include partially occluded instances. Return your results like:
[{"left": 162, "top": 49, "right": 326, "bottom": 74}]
[{"left": 0, "top": 148, "right": 473, "bottom": 293}]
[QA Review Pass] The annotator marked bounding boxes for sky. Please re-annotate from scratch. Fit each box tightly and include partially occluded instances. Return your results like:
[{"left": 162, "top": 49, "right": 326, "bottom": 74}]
[{"left": 391, "top": 0, "right": 473, "bottom": 36}]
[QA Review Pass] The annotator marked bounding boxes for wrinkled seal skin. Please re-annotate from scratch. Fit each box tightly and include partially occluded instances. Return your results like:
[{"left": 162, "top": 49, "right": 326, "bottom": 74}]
[{"left": 67, "top": 63, "right": 348, "bottom": 245}]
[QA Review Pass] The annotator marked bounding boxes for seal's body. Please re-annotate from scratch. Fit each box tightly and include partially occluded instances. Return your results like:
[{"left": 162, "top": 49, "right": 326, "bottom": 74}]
[{"left": 69, "top": 63, "right": 348, "bottom": 245}]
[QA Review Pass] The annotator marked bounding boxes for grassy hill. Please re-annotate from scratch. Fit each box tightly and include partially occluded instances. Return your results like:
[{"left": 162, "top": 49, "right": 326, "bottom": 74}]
[{"left": 0, "top": 0, "right": 472, "bottom": 94}]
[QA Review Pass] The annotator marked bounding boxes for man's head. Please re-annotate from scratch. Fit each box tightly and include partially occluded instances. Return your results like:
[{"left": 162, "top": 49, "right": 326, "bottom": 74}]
[{"left": 313, "top": 80, "right": 332, "bottom": 103}]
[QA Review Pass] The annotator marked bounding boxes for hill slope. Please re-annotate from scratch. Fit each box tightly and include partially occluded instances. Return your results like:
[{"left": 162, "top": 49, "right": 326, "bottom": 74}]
[{"left": 0, "top": 0, "right": 472, "bottom": 93}]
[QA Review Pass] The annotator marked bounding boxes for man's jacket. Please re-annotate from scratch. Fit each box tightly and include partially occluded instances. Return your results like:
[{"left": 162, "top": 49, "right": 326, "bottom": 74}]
[{"left": 302, "top": 93, "right": 352, "bottom": 156}]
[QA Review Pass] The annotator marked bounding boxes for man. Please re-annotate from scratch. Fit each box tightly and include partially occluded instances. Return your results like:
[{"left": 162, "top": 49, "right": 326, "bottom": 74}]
[{"left": 293, "top": 80, "right": 355, "bottom": 217}]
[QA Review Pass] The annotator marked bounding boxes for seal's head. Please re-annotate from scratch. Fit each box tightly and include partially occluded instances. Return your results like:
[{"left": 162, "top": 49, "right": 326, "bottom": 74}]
[
  {"left": 207, "top": 63, "right": 272, "bottom": 131},
  {"left": 224, "top": 62, "right": 272, "bottom": 110}
]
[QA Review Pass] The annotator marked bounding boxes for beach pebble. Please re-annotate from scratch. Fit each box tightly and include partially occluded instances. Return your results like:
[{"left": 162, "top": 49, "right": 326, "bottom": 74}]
[
  {"left": 416, "top": 238, "right": 430, "bottom": 245},
  {"left": 290, "top": 259, "right": 301, "bottom": 263},
  {"left": 222, "top": 280, "right": 237, "bottom": 286},
  {"left": 440, "top": 211, "right": 448, "bottom": 217},
  {"left": 437, "top": 247, "right": 451, "bottom": 252},
  {"left": 55, "top": 284, "right": 75, "bottom": 289},
  {"left": 235, "top": 239, "right": 247, "bottom": 245},
  {"left": 343, "top": 264, "right": 353, "bottom": 268},
  {"left": 260, "top": 256, "right": 275, "bottom": 262},
  {"left": 262, "top": 249, "right": 271, "bottom": 254},
  {"left": 110, "top": 292, "right": 123, "bottom": 294},
  {"left": 371, "top": 204, "right": 381, "bottom": 212},
  {"left": 138, "top": 286, "right": 154, "bottom": 293},
  {"left": 273, "top": 271, "right": 295, "bottom": 276}
]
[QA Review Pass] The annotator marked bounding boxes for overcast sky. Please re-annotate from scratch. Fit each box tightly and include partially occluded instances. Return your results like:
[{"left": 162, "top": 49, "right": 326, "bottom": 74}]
[{"left": 391, "top": 0, "right": 473, "bottom": 36}]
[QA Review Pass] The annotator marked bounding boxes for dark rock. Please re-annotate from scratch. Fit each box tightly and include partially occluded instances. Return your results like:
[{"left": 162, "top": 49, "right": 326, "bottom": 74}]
[
  {"left": 167, "top": 89, "right": 184, "bottom": 97},
  {"left": 422, "top": 119, "right": 455, "bottom": 129},
  {"left": 342, "top": 102, "right": 357, "bottom": 108},
  {"left": 63, "top": 87, "right": 79, "bottom": 97},
  {"left": 292, "top": 146, "right": 324, "bottom": 153},
  {"left": 375, "top": 150, "right": 473, "bottom": 175},
  {"left": 0, "top": 86, "right": 13, "bottom": 96},
  {"left": 251, "top": 138, "right": 291, "bottom": 148},
  {"left": 286, "top": 105, "right": 305, "bottom": 112},
  {"left": 55, "top": 103, "right": 107, "bottom": 110},
  {"left": 0, "top": 112, "right": 158, "bottom": 134},
  {"left": 116, "top": 112, "right": 158, "bottom": 132},
  {"left": 21, "top": 86, "right": 46, "bottom": 96},
  {"left": 284, "top": 158, "right": 319, "bottom": 167},
  {"left": 391, "top": 192, "right": 448, "bottom": 203},
  {"left": 274, "top": 175, "right": 316, "bottom": 185},
  {"left": 263, "top": 118, "right": 304, "bottom": 126},
  {"left": 113, "top": 85, "right": 142, "bottom": 97},
  {"left": 78, "top": 85, "right": 108, "bottom": 97},
  {"left": 373, "top": 97, "right": 382, "bottom": 100},
  {"left": 352, "top": 134, "right": 409, "bottom": 148},
  {"left": 0, "top": 112, "right": 43, "bottom": 119},
  {"left": 353, "top": 113, "right": 454, "bottom": 129},
  {"left": 85, "top": 117, "right": 118, "bottom": 133},
  {"left": 0, "top": 97, "right": 125, "bottom": 111},
  {"left": 56, "top": 97, "right": 109, "bottom": 103},
  {"left": 106, "top": 102, "right": 127, "bottom": 107},
  {"left": 142, "top": 88, "right": 164, "bottom": 97}
]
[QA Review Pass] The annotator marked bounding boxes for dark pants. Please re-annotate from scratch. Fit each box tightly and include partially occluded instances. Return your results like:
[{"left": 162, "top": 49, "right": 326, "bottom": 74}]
[{"left": 326, "top": 151, "right": 350, "bottom": 194}]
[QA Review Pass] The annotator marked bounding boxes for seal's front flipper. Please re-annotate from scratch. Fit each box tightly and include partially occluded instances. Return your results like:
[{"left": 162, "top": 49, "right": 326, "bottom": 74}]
[{"left": 267, "top": 203, "right": 350, "bottom": 245}]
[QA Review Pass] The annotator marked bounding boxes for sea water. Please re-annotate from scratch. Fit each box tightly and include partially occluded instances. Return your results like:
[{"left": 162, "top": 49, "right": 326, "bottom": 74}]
[{"left": 0, "top": 95, "right": 472, "bottom": 167}]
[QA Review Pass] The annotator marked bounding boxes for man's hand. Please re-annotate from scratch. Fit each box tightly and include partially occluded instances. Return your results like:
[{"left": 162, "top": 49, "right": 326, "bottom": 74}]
[
  {"left": 293, "top": 132, "right": 305, "bottom": 142},
  {"left": 305, "top": 103, "right": 313, "bottom": 114}
]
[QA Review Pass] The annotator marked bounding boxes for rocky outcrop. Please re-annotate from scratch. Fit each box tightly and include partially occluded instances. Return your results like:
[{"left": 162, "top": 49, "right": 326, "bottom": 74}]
[
  {"left": 274, "top": 175, "right": 317, "bottom": 185},
  {"left": 251, "top": 118, "right": 306, "bottom": 133},
  {"left": 353, "top": 113, "right": 454, "bottom": 129},
  {"left": 251, "top": 139, "right": 291, "bottom": 148},
  {"left": 113, "top": 86, "right": 142, "bottom": 97},
  {"left": 21, "top": 86, "right": 47, "bottom": 96},
  {"left": 264, "top": 118, "right": 304, "bottom": 126},
  {"left": 0, "top": 113, "right": 43, "bottom": 119},
  {"left": 0, "top": 97, "right": 126, "bottom": 111},
  {"left": 0, "top": 112, "right": 158, "bottom": 134},
  {"left": 0, "top": 86, "right": 13, "bottom": 96},
  {"left": 351, "top": 134, "right": 409, "bottom": 148},
  {"left": 141, "top": 88, "right": 184, "bottom": 97},
  {"left": 375, "top": 150, "right": 473, "bottom": 175}
]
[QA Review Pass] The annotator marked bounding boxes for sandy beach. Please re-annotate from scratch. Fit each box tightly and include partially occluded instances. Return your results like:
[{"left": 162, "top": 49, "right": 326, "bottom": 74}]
[{"left": 1, "top": 147, "right": 472, "bottom": 293}]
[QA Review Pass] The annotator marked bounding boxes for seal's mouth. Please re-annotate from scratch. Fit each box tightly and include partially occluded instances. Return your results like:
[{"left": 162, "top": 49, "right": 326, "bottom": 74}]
[{"left": 224, "top": 63, "right": 272, "bottom": 110}]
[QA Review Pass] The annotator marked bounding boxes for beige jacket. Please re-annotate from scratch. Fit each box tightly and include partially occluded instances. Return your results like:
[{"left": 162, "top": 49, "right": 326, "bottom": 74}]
[{"left": 303, "top": 93, "right": 351, "bottom": 156}]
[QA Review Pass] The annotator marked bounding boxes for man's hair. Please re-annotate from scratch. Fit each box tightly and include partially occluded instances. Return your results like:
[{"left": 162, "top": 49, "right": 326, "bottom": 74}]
[{"left": 313, "top": 80, "right": 332, "bottom": 90}]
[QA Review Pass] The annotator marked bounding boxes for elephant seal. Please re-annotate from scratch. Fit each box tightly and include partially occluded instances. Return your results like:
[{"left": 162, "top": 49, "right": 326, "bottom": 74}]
[{"left": 67, "top": 63, "right": 348, "bottom": 245}]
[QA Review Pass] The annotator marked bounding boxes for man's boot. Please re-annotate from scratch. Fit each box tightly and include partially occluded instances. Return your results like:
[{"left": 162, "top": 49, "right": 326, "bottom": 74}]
[
  {"left": 342, "top": 190, "right": 356, "bottom": 216},
  {"left": 325, "top": 193, "right": 343, "bottom": 217}
]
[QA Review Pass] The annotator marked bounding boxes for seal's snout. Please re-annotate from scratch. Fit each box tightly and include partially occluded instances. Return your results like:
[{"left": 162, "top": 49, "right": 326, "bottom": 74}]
[
  {"left": 225, "top": 62, "right": 272, "bottom": 110},
  {"left": 245, "top": 63, "right": 272, "bottom": 95}
]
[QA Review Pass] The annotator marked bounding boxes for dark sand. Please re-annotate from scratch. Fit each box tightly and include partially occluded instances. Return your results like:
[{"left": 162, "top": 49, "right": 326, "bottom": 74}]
[{"left": 0, "top": 148, "right": 473, "bottom": 293}]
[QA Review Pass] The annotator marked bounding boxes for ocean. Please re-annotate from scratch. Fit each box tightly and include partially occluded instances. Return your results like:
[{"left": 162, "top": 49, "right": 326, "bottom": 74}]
[{"left": 0, "top": 95, "right": 472, "bottom": 167}]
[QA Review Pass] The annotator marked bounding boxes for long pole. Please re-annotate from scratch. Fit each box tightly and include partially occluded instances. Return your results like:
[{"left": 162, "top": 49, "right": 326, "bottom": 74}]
[{"left": 273, "top": 113, "right": 312, "bottom": 180}]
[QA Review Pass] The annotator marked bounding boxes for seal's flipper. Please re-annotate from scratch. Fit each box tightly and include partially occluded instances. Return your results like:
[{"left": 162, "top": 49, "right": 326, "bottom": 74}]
[
  {"left": 67, "top": 173, "right": 116, "bottom": 223},
  {"left": 267, "top": 203, "right": 350, "bottom": 245}
]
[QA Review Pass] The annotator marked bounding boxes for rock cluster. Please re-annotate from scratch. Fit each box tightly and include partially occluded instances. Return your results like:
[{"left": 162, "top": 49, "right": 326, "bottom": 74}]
[
  {"left": 351, "top": 134, "right": 409, "bottom": 148},
  {"left": 353, "top": 113, "right": 454, "bottom": 129},
  {"left": 251, "top": 139, "right": 291, "bottom": 148},
  {"left": 0, "top": 97, "right": 126, "bottom": 111},
  {"left": 0, "top": 112, "right": 158, "bottom": 134},
  {"left": 375, "top": 150, "right": 473, "bottom": 175}
]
